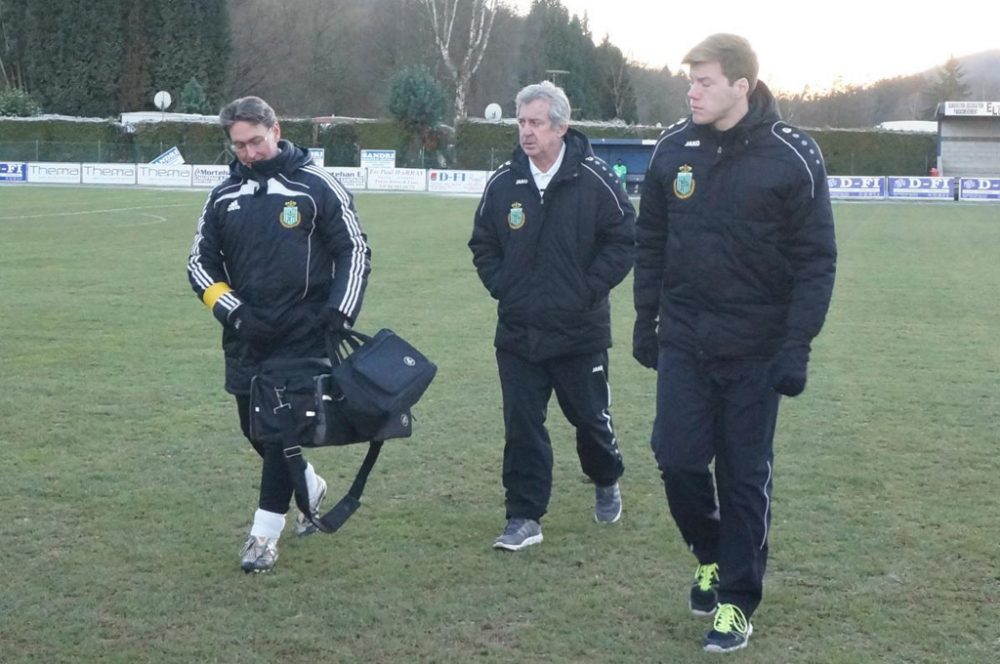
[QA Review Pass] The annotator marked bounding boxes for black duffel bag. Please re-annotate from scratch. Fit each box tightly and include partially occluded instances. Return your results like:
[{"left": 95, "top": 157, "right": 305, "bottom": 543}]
[
  {"left": 247, "top": 328, "right": 436, "bottom": 533},
  {"left": 328, "top": 329, "right": 437, "bottom": 439},
  {"left": 248, "top": 357, "right": 413, "bottom": 448}
]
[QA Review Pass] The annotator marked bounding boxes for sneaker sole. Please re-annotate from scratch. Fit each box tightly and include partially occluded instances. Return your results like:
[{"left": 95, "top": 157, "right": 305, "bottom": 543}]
[
  {"left": 703, "top": 623, "right": 752, "bottom": 653},
  {"left": 294, "top": 478, "right": 329, "bottom": 537},
  {"left": 594, "top": 506, "right": 622, "bottom": 523},
  {"left": 690, "top": 602, "right": 717, "bottom": 618},
  {"left": 492, "top": 533, "right": 543, "bottom": 551}
]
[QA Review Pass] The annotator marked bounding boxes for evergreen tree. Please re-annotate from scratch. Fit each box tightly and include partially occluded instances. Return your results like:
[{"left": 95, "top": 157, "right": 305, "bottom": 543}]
[
  {"left": 517, "top": 1, "right": 603, "bottom": 119},
  {"left": 119, "top": 0, "right": 152, "bottom": 111},
  {"left": 147, "top": 0, "right": 230, "bottom": 113},
  {"left": 177, "top": 76, "right": 212, "bottom": 114},
  {"left": 594, "top": 38, "right": 637, "bottom": 122},
  {"left": 923, "top": 56, "right": 972, "bottom": 119},
  {"left": 388, "top": 65, "right": 447, "bottom": 133}
]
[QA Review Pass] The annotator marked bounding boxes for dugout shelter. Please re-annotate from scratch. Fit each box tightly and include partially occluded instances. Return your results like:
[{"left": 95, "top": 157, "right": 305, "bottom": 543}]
[
  {"left": 935, "top": 101, "right": 1000, "bottom": 176},
  {"left": 589, "top": 138, "right": 657, "bottom": 194}
]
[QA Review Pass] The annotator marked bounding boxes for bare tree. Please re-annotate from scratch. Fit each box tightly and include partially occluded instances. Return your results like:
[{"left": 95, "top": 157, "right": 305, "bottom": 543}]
[{"left": 420, "top": 0, "right": 498, "bottom": 123}]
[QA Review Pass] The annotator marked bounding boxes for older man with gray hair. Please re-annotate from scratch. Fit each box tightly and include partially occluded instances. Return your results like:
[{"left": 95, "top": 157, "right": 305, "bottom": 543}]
[{"left": 469, "top": 81, "right": 636, "bottom": 551}]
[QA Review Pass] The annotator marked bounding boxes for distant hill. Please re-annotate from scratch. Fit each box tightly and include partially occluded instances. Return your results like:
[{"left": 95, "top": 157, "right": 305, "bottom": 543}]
[
  {"left": 777, "top": 49, "right": 1000, "bottom": 128},
  {"left": 923, "top": 50, "right": 1000, "bottom": 98}
]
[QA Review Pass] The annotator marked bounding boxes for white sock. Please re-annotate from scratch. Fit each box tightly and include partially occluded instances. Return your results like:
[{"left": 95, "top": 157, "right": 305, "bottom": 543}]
[
  {"left": 250, "top": 509, "right": 285, "bottom": 540},
  {"left": 305, "top": 462, "right": 323, "bottom": 503}
]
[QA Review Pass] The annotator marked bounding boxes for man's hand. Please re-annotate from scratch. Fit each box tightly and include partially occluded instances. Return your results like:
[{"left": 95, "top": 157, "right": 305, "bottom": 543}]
[
  {"left": 632, "top": 318, "right": 659, "bottom": 370},
  {"left": 771, "top": 343, "right": 810, "bottom": 397},
  {"left": 321, "top": 308, "right": 350, "bottom": 335},
  {"left": 228, "top": 305, "right": 279, "bottom": 349}
]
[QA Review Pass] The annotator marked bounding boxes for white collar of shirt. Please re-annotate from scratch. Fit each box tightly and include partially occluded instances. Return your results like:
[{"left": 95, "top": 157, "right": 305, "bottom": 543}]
[{"left": 529, "top": 142, "right": 566, "bottom": 199}]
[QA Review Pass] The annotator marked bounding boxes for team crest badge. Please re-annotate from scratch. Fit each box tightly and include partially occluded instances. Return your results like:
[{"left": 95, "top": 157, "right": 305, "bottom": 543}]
[
  {"left": 280, "top": 201, "right": 301, "bottom": 228},
  {"left": 508, "top": 202, "right": 525, "bottom": 230},
  {"left": 673, "top": 165, "right": 695, "bottom": 199}
]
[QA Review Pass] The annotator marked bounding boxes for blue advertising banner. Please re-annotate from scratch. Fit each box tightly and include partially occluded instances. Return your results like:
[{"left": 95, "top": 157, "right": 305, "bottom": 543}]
[
  {"left": 887, "top": 176, "right": 955, "bottom": 200},
  {"left": 958, "top": 178, "right": 1000, "bottom": 202},
  {"left": 0, "top": 161, "right": 27, "bottom": 182},
  {"left": 827, "top": 176, "right": 885, "bottom": 199}
]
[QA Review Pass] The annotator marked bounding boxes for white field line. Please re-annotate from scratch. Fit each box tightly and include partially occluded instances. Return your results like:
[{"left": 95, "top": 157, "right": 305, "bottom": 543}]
[{"left": 0, "top": 203, "right": 192, "bottom": 222}]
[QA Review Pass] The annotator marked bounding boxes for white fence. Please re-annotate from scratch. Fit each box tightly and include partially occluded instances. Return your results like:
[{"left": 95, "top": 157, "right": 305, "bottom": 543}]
[{"left": 2, "top": 161, "right": 999, "bottom": 202}]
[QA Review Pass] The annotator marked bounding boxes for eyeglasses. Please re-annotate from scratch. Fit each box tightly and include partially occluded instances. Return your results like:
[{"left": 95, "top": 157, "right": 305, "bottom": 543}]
[{"left": 229, "top": 132, "right": 271, "bottom": 152}]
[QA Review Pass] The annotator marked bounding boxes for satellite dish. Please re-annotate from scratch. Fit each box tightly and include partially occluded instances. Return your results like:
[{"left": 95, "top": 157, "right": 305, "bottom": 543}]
[
  {"left": 154, "top": 90, "right": 172, "bottom": 111},
  {"left": 484, "top": 103, "right": 502, "bottom": 121}
]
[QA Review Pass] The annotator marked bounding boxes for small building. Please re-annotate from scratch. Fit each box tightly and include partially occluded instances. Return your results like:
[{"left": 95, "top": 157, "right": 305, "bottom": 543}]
[{"left": 936, "top": 101, "right": 1000, "bottom": 176}]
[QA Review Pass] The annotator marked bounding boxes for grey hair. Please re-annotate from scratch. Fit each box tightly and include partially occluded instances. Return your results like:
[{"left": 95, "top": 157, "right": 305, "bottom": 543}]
[
  {"left": 219, "top": 96, "right": 278, "bottom": 130},
  {"left": 515, "top": 81, "right": 571, "bottom": 127}
]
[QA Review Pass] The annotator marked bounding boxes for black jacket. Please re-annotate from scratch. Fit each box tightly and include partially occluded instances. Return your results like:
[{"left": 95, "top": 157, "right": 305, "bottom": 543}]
[
  {"left": 470, "top": 128, "right": 636, "bottom": 362},
  {"left": 188, "top": 140, "right": 371, "bottom": 393},
  {"left": 634, "top": 82, "right": 836, "bottom": 359}
]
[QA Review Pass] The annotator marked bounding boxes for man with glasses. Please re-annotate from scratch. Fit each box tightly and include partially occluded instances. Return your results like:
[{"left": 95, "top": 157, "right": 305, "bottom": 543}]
[{"left": 188, "top": 96, "right": 371, "bottom": 573}]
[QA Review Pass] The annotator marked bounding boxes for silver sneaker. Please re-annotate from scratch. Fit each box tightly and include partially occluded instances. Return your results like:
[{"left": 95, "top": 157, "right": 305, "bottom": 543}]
[
  {"left": 240, "top": 535, "right": 278, "bottom": 573},
  {"left": 594, "top": 482, "right": 622, "bottom": 523},
  {"left": 294, "top": 474, "right": 328, "bottom": 536},
  {"left": 492, "top": 517, "right": 543, "bottom": 551}
]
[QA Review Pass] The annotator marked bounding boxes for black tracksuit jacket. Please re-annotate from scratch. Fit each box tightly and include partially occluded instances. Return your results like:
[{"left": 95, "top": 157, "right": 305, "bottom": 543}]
[
  {"left": 634, "top": 83, "right": 837, "bottom": 359},
  {"left": 188, "top": 140, "right": 371, "bottom": 393},
  {"left": 470, "top": 128, "right": 636, "bottom": 362}
]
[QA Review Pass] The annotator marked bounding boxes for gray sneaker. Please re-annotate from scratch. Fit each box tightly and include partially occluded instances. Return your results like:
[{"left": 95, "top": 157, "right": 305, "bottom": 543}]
[
  {"left": 294, "top": 474, "right": 328, "bottom": 537},
  {"left": 492, "top": 517, "right": 543, "bottom": 551},
  {"left": 594, "top": 482, "right": 623, "bottom": 523},
  {"left": 240, "top": 535, "right": 278, "bottom": 573}
]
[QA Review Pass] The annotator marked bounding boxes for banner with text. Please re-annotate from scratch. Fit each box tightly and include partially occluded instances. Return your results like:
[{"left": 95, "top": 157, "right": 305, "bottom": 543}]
[
  {"left": 427, "top": 169, "right": 489, "bottom": 194},
  {"left": 150, "top": 146, "right": 185, "bottom": 165},
  {"left": 325, "top": 167, "right": 367, "bottom": 191},
  {"left": 360, "top": 149, "right": 396, "bottom": 169},
  {"left": 887, "top": 176, "right": 954, "bottom": 200},
  {"left": 191, "top": 165, "right": 231, "bottom": 188},
  {"left": 27, "top": 162, "right": 82, "bottom": 184},
  {"left": 826, "top": 176, "right": 886, "bottom": 199},
  {"left": 0, "top": 162, "right": 27, "bottom": 182},
  {"left": 958, "top": 177, "right": 1000, "bottom": 202},
  {"left": 137, "top": 164, "right": 193, "bottom": 187},
  {"left": 942, "top": 101, "right": 1000, "bottom": 117},
  {"left": 81, "top": 163, "right": 137, "bottom": 185},
  {"left": 367, "top": 167, "right": 426, "bottom": 191}
]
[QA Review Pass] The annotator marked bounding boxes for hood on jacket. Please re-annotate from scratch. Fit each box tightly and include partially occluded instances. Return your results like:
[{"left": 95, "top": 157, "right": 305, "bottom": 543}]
[
  {"left": 510, "top": 126, "right": 595, "bottom": 177},
  {"left": 230, "top": 139, "right": 313, "bottom": 194},
  {"left": 692, "top": 80, "right": 782, "bottom": 144}
]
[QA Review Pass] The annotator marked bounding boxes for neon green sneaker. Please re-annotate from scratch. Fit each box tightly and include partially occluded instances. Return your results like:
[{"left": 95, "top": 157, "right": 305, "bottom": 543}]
[
  {"left": 689, "top": 562, "right": 719, "bottom": 616},
  {"left": 703, "top": 603, "right": 753, "bottom": 653}
]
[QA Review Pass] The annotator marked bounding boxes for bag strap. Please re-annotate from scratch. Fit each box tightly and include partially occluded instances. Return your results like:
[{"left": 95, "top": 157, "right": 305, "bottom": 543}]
[
  {"left": 268, "top": 327, "right": 384, "bottom": 535},
  {"left": 325, "top": 328, "right": 373, "bottom": 364},
  {"left": 314, "top": 440, "right": 383, "bottom": 533}
]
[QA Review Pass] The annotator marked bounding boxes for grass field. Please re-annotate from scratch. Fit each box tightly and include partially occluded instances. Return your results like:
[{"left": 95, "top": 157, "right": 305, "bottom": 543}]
[{"left": 1, "top": 186, "right": 998, "bottom": 663}]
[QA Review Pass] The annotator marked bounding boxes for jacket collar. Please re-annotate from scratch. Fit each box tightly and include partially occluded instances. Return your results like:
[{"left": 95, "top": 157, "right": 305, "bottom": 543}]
[{"left": 511, "top": 127, "right": 593, "bottom": 183}]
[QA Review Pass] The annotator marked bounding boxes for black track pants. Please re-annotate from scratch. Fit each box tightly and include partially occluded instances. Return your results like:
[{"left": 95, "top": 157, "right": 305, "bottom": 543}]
[
  {"left": 650, "top": 345, "right": 780, "bottom": 618},
  {"left": 497, "top": 349, "right": 624, "bottom": 521},
  {"left": 236, "top": 394, "right": 294, "bottom": 514}
]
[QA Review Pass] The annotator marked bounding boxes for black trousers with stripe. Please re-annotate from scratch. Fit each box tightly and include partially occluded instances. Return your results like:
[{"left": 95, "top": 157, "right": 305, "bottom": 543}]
[
  {"left": 497, "top": 349, "right": 624, "bottom": 521},
  {"left": 651, "top": 345, "right": 781, "bottom": 619}
]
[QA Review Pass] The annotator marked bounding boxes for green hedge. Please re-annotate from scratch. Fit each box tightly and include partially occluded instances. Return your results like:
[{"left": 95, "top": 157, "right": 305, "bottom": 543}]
[
  {"left": 811, "top": 129, "right": 936, "bottom": 176},
  {"left": 0, "top": 117, "right": 937, "bottom": 175}
]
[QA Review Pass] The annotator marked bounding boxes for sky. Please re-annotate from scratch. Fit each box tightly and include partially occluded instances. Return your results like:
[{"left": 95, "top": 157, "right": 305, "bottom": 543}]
[{"left": 510, "top": 0, "right": 1000, "bottom": 94}]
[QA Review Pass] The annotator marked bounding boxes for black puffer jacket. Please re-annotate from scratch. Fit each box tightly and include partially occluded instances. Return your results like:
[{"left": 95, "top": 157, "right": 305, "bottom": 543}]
[
  {"left": 470, "top": 128, "right": 636, "bottom": 362},
  {"left": 634, "top": 82, "right": 836, "bottom": 359}
]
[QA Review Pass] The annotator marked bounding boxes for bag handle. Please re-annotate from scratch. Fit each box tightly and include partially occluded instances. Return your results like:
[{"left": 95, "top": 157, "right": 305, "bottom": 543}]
[{"left": 325, "top": 328, "right": 373, "bottom": 364}]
